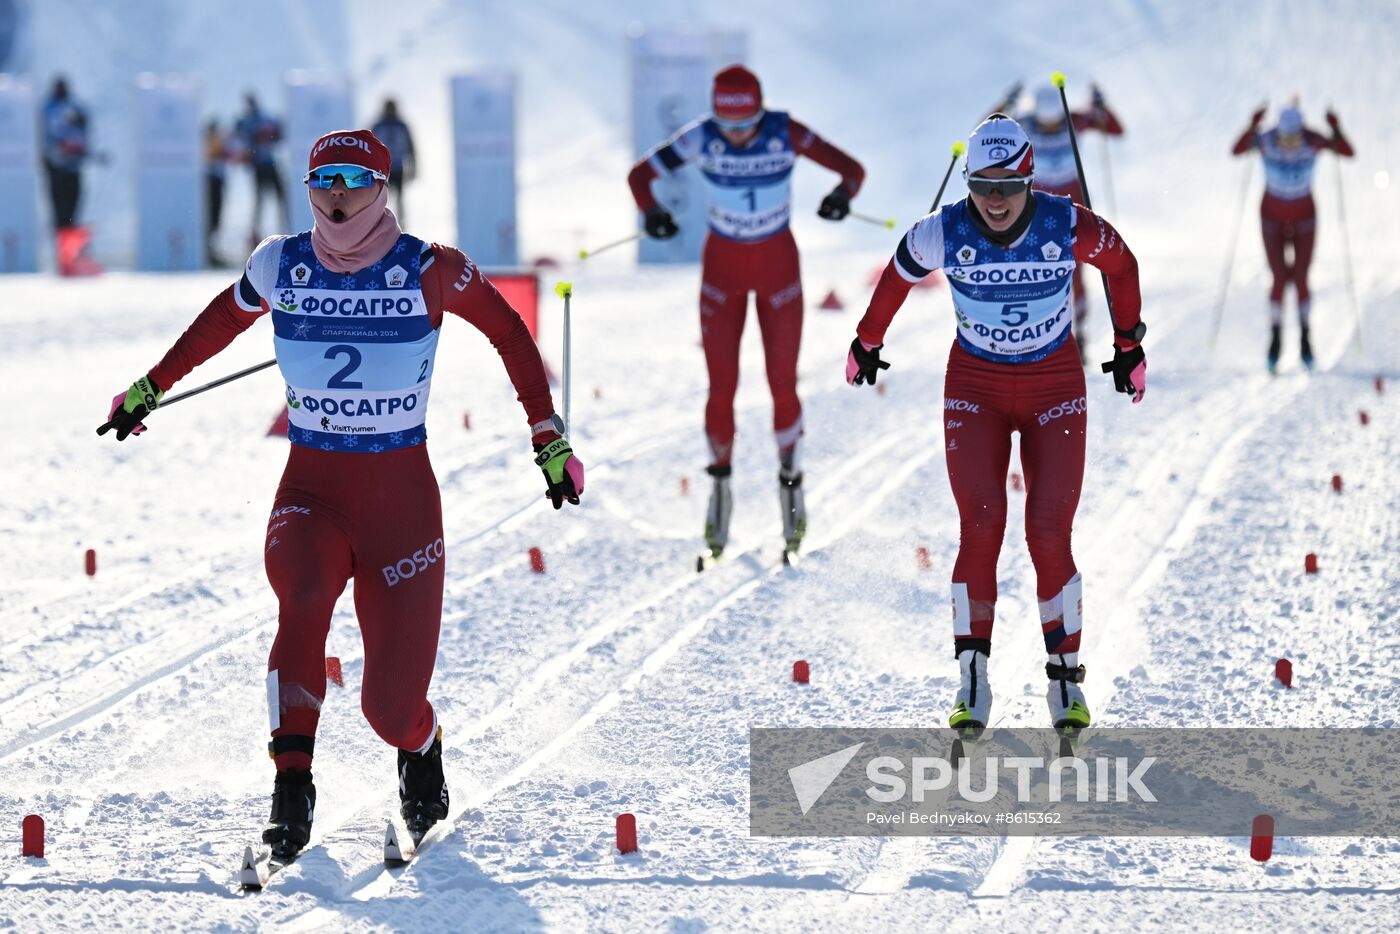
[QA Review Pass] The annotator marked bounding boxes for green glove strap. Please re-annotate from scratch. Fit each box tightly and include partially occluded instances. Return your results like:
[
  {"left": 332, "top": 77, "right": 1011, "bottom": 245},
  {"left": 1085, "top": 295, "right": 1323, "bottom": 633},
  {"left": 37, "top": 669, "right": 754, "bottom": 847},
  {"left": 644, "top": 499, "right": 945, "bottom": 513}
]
[
  {"left": 123, "top": 376, "right": 164, "bottom": 414},
  {"left": 533, "top": 437, "right": 573, "bottom": 483}
]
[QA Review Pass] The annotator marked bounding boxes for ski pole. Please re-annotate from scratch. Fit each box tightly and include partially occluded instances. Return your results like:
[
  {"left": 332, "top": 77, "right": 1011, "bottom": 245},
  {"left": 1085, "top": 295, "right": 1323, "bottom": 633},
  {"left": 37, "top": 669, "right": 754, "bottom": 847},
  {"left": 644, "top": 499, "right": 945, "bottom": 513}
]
[
  {"left": 928, "top": 141, "right": 968, "bottom": 213},
  {"left": 1052, "top": 71, "right": 1115, "bottom": 319},
  {"left": 1333, "top": 147, "right": 1364, "bottom": 353},
  {"left": 849, "top": 210, "right": 897, "bottom": 230},
  {"left": 1206, "top": 158, "right": 1255, "bottom": 353},
  {"left": 553, "top": 281, "right": 573, "bottom": 434},
  {"left": 157, "top": 358, "right": 278, "bottom": 410},
  {"left": 578, "top": 232, "right": 643, "bottom": 261}
]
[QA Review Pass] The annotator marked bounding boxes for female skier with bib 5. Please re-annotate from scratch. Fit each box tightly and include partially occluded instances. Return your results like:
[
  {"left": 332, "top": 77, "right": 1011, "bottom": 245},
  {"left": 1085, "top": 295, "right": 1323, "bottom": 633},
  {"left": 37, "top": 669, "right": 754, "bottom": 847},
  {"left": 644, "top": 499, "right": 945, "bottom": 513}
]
[{"left": 846, "top": 114, "right": 1145, "bottom": 735}]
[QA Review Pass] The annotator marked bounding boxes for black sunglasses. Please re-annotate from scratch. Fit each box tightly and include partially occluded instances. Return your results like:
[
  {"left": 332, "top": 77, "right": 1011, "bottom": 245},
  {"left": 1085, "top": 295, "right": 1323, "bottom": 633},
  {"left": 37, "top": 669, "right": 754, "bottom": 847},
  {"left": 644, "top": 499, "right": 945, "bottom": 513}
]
[{"left": 967, "top": 175, "right": 1035, "bottom": 197}]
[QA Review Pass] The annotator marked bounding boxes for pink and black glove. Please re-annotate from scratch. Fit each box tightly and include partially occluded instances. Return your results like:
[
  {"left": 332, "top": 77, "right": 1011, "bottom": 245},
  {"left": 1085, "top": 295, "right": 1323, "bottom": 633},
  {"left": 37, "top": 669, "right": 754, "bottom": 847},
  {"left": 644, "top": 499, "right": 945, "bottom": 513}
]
[
  {"left": 1101, "top": 344, "right": 1146, "bottom": 404},
  {"left": 846, "top": 338, "right": 890, "bottom": 386},
  {"left": 97, "top": 375, "right": 163, "bottom": 440},
  {"left": 534, "top": 437, "right": 585, "bottom": 509}
]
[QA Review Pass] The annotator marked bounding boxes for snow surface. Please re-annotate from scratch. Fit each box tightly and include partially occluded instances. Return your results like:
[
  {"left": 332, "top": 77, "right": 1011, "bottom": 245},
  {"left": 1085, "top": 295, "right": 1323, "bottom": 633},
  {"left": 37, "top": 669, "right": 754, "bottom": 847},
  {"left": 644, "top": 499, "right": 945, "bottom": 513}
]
[{"left": 4, "top": 1, "right": 1400, "bottom": 931}]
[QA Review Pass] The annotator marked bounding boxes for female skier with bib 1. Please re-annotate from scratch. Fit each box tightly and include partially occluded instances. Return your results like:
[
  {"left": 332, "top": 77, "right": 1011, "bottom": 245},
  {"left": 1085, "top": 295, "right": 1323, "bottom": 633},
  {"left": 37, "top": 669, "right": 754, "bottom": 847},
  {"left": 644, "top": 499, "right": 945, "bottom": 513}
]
[
  {"left": 846, "top": 114, "right": 1145, "bottom": 735},
  {"left": 98, "top": 129, "right": 584, "bottom": 862}
]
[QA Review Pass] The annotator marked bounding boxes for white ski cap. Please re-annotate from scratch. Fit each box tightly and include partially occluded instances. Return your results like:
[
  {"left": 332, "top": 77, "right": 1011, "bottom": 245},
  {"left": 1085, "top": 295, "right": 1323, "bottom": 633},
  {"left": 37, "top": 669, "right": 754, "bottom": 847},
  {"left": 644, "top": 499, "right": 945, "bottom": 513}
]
[
  {"left": 965, "top": 113, "right": 1035, "bottom": 177},
  {"left": 1034, "top": 85, "right": 1062, "bottom": 123},
  {"left": 1278, "top": 106, "right": 1303, "bottom": 134}
]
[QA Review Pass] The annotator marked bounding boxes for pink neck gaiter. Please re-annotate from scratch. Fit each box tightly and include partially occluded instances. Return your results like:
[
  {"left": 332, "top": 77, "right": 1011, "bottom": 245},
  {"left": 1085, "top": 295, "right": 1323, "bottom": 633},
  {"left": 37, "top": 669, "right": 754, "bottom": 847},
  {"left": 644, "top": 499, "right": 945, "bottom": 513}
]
[{"left": 309, "top": 185, "right": 402, "bottom": 272}]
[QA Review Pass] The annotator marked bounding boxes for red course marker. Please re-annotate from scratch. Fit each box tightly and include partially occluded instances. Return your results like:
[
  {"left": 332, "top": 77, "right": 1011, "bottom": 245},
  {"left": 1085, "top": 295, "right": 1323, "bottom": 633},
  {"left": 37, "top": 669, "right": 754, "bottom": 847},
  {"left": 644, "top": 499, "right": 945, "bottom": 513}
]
[
  {"left": 792, "top": 660, "right": 810, "bottom": 684},
  {"left": 593, "top": 386, "right": 603, "bottom": 400},
  {"left": 1359, "top": 410, "right": 1370, "bottom": 426},
  {"left": 1377, "top": 376, "right": 1385, "bottom": 394},
  {"left": 462, "top": 412, "right": 471, "bottom": 430},
  {"left": 529, "top": 547, "right": 546, "bottom": 574},
  {"left": 818, "top": 289, "right": 844, "bottom": 311},
  {"left": 84, "top": 548, "right": 96, "bottom": 577},
  {"left": 1009, "top": 472, "right": 1023, "bottom": 492},
  {"left": 615, "top": 813, "right": 638, "bottom": 854},
  {"left": 916, "top": 546, "right": 932, "bottom": 571},
  {"left": 326, "top": 656, "right": 343, "bottom": 688},
  {"left": 1275, "top": 658, "right": 1293, "bottom": 688},
  {"left": 680, "top": 477, "right": 690, "bottom": 497},
  {"left": 1331, "top": 474, "right": 1343, "bottom": 493},
  {"left": 1250, "top": 814, "right": 1274, "bottom": 862},
  {"left": 22, "top": 814, "right": 43, "bottom": 858},
  {"left": 1304, "top": 553, "right": 1319, "bottom": 574}
]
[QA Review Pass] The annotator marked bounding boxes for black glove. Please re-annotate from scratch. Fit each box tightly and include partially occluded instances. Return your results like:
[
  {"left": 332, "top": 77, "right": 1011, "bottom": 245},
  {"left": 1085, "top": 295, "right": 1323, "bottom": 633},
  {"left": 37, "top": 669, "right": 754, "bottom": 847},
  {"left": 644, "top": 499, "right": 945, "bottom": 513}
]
[
  {"left": 817, "top": 187, "right": 851, "bottom": 221},
  {"left": 1100, "top": 345, "right": 1146, "bottom": 403},
  {"left": 644, "top": 207, "right": 678, "bottom": 240},
  {"left": 846, "top": 338, "right": 891, "bottom": 386},
  {"left": 97, "top": 375, "right": 163, "bottom": 440}
]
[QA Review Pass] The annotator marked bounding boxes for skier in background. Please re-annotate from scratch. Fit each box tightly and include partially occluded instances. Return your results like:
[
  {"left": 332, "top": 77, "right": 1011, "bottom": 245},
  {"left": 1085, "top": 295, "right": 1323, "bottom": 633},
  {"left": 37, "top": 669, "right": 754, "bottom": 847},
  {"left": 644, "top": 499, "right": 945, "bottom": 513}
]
[
  {"left": 1231, "top": 102, "right": 1353, "bottom": 371},
  {"left": 41, "top": 76, "right": 100, "bottom": 276},
  {"left": 371, "top": 98, "right": 416, "bottom": 224},
  {"left": 627, "top": 64, "right": 866, "bottom": 564},
  {"left": 97, "top": 129, "right": 585, "bottom": 864},
  {"left": 233, "top": 92, "right": 289, "bottom": 243},
  {"left": 204, "top": 119, "right": 230, "bottom": 268},
  {"left": 993, "top": 81, "right": 1124, "bottom": 360},
  {"left": 846, "top": 114, "right": 1146, "bottom": 736}
]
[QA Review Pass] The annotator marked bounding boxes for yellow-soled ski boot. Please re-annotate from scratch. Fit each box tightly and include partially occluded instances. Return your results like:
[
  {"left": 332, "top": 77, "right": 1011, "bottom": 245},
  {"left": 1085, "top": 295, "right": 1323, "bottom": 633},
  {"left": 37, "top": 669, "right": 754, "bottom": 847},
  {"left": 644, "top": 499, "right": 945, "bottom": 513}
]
[
  {"left": 948, "top": 648, "right": 991, "bottom": 737},
  {"left": 1046, "top": 660, "right": 1091, "bottom": 735}
]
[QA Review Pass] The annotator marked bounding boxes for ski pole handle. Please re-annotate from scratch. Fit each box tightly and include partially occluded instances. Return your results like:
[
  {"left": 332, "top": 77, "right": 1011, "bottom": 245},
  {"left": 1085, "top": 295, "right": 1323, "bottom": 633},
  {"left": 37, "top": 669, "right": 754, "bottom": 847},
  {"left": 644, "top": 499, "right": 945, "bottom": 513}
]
[{"left": 578, "top": 232, "right": 644, "bottom": 261}]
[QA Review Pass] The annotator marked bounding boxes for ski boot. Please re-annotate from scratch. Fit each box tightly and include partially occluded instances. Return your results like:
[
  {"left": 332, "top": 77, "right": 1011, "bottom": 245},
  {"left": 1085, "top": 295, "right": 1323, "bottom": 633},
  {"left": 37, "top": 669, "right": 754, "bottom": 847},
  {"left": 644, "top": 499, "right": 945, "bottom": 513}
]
[
  {"left": 1266, "top": 324, "right": 1282, "bottom": 374},
  {"left": 1047, "top": 659, "right": 1091, "bottom": 737},
  {"left": 699, "top": 464, "right": 733, "bottom": 569},
  {"left": 1300, "top": 325, "right": 1314, "bottom": 371},
  {"left": 778, "top": 468, "right": 807, "bottom": 564},
  {"left": 261, "top": 768, "right": 316, "bottom": 863},
  {"left": 399, "top": 726, "right": 449, "bottom": 844},
  {"left": 948, "top": 647, "right": 992, "bottom": 739}
]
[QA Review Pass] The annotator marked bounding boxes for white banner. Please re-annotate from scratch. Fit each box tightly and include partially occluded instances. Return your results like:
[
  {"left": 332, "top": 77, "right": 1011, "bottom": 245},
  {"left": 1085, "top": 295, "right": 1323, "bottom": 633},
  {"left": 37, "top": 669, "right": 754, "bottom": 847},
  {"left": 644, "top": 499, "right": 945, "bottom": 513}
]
[
  {"left": 133, "top": 74, "right": 201, "bottom": 271},
  {"left": 283, "top": 72, "right": 353, "bottom": 233},
  {"left": 0, "top": 74, "right": 36, "bottom": 272},
  {"left": 629, "top": 27, "right": 747, "bottom": 265},
  {"left": 451, "top": 72, "right": 518, "bottom": 267}
]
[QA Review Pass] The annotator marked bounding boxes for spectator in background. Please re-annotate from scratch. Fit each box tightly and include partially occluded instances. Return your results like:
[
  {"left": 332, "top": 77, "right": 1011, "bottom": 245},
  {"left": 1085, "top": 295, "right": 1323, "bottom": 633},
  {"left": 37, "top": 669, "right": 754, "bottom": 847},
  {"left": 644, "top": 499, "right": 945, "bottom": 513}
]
[
  {"left": 41, "top": 76, "right": 89, "bottom": 233},
  {"left": 233, "top": 92, "right": 288, "bottom": 242},
  {"left": 371, "top": 98, "right": 416, "bottom": 223},
  {"left": 204, "top": 119, "right": 230, "bottom": 267}
]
